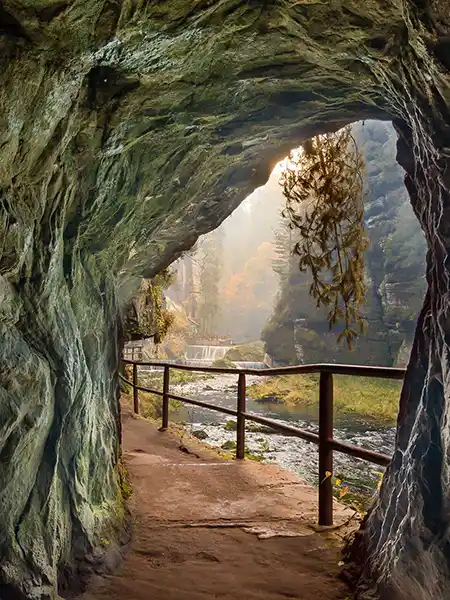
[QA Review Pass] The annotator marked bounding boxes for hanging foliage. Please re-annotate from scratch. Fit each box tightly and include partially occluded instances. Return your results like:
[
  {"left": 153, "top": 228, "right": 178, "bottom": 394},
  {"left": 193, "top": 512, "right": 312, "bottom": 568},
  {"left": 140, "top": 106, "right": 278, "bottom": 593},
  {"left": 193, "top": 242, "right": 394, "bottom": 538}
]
[
  {"left": 280, "top": 126, "right": 369, "bottom": 349},
  {"left": 123, "top": 269, "right": 175, "bottom": 343}
]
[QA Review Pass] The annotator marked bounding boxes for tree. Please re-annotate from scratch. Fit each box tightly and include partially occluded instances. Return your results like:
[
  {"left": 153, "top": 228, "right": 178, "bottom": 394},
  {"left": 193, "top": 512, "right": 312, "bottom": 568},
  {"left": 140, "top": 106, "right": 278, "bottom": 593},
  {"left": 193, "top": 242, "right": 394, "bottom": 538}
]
[
  {"left": 280, "top": 127, "right": 369, "bottom": 348},
  {"left": 197, "top": 229, "right": 224, "bottom": 337},
  {"left": 221, "top": 241, "right": 278, "bottom": 341},
  {"left": 272, "top": 218, "right": 294, "bottom": 285},
  {"left": 264, "top": 121, "right": 426, "bottom": 367}
]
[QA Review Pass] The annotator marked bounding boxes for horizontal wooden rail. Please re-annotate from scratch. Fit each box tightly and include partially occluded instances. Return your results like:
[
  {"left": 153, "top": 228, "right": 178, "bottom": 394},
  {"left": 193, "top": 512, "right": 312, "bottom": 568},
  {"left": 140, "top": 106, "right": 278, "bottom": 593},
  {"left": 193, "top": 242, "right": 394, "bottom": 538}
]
[
  {"left": 136, "top": 386, "right": 164, "bottom": 396},
  {"left": 119, "top": 373, "right": 132, "bottom": 385},
  {"left": 121, "top": 358, "right": 405, "bottom": 379},
  {"left": 167, "top": 392, "right": 239, "bottom": 417},
  {"left": 119, "top": 373, "right": 165, "bottom": 397},
  {"left": 329, "top": 439, "right": 391, "bottom": 467},
  {"left": 121, "top": 371, "right": 169, "bottom": 399},
  {"left": 241, "top": 412, "right": 320, "bottom": 444},
  {"left": 121, "top": 359, "right": 402, "bottom": 525}
]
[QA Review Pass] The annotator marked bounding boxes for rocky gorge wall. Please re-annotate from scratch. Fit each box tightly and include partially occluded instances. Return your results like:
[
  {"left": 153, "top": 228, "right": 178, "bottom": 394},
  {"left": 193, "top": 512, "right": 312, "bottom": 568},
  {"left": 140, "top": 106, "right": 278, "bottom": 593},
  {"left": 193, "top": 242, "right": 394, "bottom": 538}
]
[{"left": 0, "top": 1, "right": 449, "bottom": 599}]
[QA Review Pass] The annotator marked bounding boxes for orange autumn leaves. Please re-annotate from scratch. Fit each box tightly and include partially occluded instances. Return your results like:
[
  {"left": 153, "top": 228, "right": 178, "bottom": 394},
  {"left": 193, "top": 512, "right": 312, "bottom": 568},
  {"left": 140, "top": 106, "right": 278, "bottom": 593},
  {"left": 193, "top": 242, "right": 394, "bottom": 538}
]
[{"left": 222, "top": 242, "right": 277, "bottom": 316}]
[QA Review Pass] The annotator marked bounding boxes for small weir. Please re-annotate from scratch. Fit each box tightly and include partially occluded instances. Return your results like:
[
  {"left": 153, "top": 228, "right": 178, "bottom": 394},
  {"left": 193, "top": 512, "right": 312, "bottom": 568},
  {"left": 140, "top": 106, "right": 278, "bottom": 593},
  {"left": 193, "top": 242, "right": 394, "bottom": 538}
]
[{"left": 184, "top": 344, "right": 230, "bottom": 365}]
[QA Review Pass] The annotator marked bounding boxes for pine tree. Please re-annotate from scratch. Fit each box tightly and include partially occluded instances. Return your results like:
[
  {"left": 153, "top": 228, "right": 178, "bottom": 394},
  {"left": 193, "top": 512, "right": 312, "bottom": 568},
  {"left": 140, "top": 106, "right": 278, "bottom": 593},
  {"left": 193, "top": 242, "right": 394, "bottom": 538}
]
[
  {"left": 197, "top": 229, "right": 224, "bottom": 337},
  {"left": 272, "top": 218, "right": 293, "bottom": 285}
]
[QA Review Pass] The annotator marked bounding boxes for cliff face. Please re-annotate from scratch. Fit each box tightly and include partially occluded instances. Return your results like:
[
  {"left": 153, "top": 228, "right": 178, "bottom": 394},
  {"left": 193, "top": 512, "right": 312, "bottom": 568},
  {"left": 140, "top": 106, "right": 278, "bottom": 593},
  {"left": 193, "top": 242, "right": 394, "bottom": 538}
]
[
  {"left": 356, "top": 120, "right": 427, "bottom": 365},
  {"left": 0, "top": 1, "right": 449, "bottom": 599}
]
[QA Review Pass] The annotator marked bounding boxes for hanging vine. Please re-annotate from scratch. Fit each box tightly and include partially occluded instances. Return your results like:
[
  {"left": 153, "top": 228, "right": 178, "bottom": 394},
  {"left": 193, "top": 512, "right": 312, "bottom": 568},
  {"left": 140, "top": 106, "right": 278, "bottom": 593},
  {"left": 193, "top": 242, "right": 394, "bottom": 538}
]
[{"left": 280, "top": 126, "right": 369, "bottom": 348}]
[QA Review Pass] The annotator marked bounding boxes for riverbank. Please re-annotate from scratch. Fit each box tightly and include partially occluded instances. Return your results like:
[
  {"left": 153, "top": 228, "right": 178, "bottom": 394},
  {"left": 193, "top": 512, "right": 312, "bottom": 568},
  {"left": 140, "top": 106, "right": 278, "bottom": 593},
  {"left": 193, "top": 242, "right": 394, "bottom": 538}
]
[
  {"left": 133, "top": 369, "right": 210, "bottom": 419},
  {"left": 127, "top": 372, "right": 395, "bottom": 512},
  {"left": 248, "top": 374, "right": 402, "bottom": 424}
]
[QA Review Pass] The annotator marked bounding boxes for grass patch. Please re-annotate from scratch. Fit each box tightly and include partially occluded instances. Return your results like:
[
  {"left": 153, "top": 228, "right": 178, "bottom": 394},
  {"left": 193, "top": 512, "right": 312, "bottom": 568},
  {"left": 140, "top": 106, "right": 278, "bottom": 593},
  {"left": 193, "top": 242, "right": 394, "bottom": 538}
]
[
  {"left": 248, "top": 374, "right": 402, "bottom": 423},
  {"left": 220, "top": 440, "right": 264, "bottom": 462},
  {"left": 224, "top": 341, "right": 265, "bottom": 362}
]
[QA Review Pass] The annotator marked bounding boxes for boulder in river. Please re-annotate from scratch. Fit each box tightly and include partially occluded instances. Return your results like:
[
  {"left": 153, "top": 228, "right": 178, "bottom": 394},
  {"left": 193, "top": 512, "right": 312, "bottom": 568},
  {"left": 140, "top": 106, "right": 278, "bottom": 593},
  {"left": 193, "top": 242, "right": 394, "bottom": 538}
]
[{"left": 192, "top": 430, "right": 209, "bottom": 441}]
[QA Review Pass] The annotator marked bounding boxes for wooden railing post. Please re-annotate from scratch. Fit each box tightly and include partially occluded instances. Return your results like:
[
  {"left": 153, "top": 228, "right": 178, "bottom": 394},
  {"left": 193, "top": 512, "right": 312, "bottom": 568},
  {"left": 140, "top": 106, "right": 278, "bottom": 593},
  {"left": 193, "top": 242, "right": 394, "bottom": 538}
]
[
  {"left": 236, "top": 373, "right": 246, "bottom": 459},
  {"left": 319, "top": 371, "right": 333, "bottom": 526},
  {"left": 133, "top": 363, "right": 139, "bottom": 415},
  {"left": 162, "top": 366, "right": 170, "bottom": 431}
]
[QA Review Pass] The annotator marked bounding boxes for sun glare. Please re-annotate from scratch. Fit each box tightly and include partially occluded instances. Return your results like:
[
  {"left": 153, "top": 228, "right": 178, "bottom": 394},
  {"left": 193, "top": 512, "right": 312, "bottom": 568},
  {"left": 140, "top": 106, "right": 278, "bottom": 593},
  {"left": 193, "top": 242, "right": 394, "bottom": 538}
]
[{"left": 272, "top": 147, "right": 302, "bottom": 175}]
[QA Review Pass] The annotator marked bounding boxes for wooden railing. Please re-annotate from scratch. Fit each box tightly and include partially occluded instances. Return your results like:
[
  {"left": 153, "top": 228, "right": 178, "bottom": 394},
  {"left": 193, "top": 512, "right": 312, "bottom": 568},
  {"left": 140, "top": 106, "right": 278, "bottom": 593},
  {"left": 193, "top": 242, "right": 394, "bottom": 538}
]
[{"left": 120, "top": 359, "right": 405, "bottom": 526}]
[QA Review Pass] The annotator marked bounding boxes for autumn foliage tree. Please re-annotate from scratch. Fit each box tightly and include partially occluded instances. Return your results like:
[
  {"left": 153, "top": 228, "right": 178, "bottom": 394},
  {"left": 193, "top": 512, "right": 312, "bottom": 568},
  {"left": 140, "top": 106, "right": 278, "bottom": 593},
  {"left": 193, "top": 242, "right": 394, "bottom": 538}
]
[{"left": 280, "top": 126, "right": 368, "bottom": 348}]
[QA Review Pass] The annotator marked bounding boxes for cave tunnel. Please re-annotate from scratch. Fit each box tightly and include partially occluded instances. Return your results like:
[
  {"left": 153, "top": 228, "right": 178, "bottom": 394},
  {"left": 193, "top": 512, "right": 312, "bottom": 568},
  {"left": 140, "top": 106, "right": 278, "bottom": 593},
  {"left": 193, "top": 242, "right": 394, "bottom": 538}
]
[{"left": 0, "top": 1, "right": 450, "bottom": 599}]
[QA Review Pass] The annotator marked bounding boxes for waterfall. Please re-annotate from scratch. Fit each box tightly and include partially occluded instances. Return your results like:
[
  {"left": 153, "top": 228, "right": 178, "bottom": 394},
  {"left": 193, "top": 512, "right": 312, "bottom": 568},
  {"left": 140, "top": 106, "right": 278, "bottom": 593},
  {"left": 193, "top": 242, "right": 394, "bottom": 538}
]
[
  {"left": 183, "top": 346, "right": 269, "bottom": 369},
  {"left": 184, "top": 345, "right": 231, "bottom": 365}
]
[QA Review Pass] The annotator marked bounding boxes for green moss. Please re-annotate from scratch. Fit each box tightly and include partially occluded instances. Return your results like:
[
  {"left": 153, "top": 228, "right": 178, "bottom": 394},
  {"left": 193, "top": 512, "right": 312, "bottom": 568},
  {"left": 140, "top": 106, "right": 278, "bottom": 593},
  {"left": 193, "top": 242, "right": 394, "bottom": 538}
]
[
  {"left": 224, "top": 341, "right": 265, "bottom": 362},
  {"left": 211, "top": 357, "right": 236, "bottom": 368},
  {"left": 220, "top": 440, "right": 264, "bottom": 462},
  {"left": 116, "top": 460, "right": 132, "bottom": 501},
  {"left": 221, "top": 440, "right": 236, "bottom": 451},
  {"left": 92, "top": 461, "right": 131, "bottom": 559},
  {"left": 248, "top": 374, "right": 402, "bottom": 423},
  {"left": 124, "top": 270, "right": 175, "bottom": 343}
]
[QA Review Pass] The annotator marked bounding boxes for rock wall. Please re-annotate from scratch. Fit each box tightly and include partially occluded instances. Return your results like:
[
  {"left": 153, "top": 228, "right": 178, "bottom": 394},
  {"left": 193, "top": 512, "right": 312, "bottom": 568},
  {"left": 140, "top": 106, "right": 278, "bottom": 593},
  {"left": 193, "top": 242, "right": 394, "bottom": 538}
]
[{"left": 0, "top": 1, "right": 449, "bottom": 598}]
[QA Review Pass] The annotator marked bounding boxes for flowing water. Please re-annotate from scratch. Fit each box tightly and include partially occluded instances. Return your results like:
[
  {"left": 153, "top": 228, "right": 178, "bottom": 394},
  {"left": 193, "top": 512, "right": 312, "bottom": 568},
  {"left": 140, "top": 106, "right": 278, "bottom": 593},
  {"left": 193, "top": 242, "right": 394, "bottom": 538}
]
[
  {"left": 183, "top": 346, "right": 269, "bottom": 370},
  {"left": 169, "top": 374, "right": 396, "bottom": 506},
  {"left": 184, "top": 345, "right": 231, "bottom": 365}
]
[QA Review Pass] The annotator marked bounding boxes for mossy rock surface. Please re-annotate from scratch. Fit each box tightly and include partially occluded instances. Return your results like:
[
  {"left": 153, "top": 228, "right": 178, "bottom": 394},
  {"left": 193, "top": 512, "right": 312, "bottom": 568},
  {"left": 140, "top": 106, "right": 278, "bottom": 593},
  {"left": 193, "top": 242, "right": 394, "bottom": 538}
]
[
  {"left": 224, "top": 342, "right": 265, "bottom": 362},
  {"left": 211, "top": 357, "right": 237, "bottom": 369}
]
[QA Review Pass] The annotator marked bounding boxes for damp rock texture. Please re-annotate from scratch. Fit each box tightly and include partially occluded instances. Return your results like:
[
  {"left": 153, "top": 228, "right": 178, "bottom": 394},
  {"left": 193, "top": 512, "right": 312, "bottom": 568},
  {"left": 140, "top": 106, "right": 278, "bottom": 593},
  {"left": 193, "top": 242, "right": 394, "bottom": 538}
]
[{"left": 0, "top": 1, "right": 449, "bottom": 599}]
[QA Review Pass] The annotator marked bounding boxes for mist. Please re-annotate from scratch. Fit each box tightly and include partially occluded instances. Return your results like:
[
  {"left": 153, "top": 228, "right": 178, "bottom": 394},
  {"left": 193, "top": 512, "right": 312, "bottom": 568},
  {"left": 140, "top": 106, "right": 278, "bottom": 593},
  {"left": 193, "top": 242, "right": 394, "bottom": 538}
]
[{"left": 167, "top": 120, "right": 426, "bottom": 367}]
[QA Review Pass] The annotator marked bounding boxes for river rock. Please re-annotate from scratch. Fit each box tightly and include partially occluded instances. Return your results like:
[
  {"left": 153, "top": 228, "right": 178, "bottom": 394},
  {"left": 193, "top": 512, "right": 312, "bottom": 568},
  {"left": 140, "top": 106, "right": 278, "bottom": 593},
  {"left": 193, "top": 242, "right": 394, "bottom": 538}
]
[{"left": 192, "top": 429, "right": 209, "bottom": 441}]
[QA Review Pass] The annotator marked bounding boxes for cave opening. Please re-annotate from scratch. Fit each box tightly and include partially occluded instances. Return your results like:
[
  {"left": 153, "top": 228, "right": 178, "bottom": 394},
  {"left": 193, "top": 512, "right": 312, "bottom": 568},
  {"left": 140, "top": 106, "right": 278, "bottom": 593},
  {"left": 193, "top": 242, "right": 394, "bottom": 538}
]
[
  {"left": 1, "top": 2, "right": 450, "bottom": 599},
  {"left": 123, "top": 105, "right": 446, "bottom": 600},
  {"left": 170, "top": 119, "right": 426, "bottom": 371}
]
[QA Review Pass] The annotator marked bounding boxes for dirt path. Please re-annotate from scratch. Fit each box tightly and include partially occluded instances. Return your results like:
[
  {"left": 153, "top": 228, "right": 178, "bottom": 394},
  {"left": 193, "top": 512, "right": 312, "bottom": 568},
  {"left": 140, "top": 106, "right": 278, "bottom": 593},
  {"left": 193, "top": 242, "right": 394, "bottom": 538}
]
[{"left": 83, "top": 403, "right": 352, "bottom": 600}]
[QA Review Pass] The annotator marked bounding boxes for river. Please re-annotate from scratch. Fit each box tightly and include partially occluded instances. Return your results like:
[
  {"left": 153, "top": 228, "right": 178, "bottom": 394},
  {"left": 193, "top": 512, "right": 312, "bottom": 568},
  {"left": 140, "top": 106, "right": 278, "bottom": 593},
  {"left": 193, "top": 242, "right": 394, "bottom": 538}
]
[{"left": 169, "top": 373, "right": 396, "bottom": 508}]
